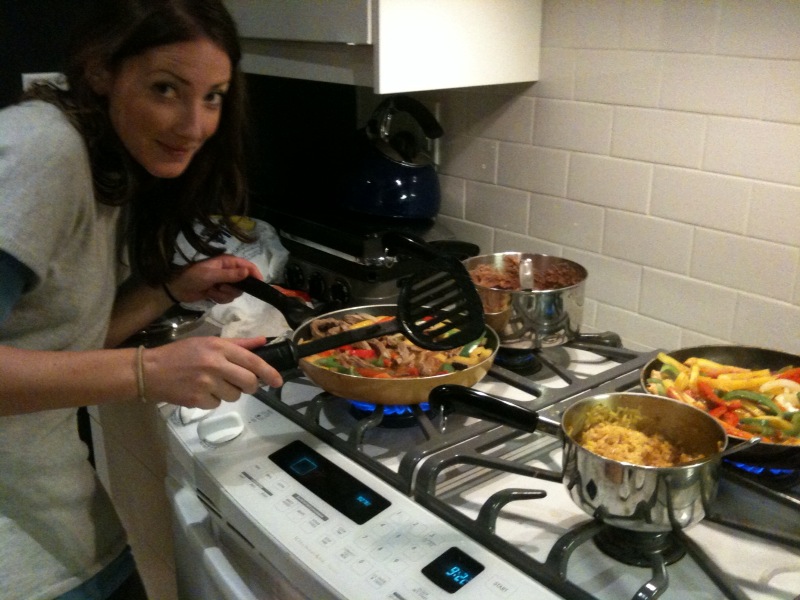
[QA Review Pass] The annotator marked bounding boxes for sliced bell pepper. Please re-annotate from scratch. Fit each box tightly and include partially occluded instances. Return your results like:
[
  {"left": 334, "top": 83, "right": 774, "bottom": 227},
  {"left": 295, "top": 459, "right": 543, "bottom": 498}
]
[
  {"left": 646, "top": 378, "right": 666, "bottom": 396},
  {"left": 355, "top": 367, "right": 391, "bottom": 378},
  {"left": 709, "top": 405, "right": 728, "bottom": 418},
  {"left": 721, "top": 410, "right": 740, "bottom": 426},
  {"left": 777, "top": 367, "right": 800, "bottom": 385},
  {"left": 660, "top": 364, "right": 681, "bottom": 379},
  {"left": 346, "top": 348, "right": 377, "bottom": 359},
  {"left": 722, "top": 390, "right": 782, "bottom": 415},
  {"left": 697, "top": 380, "right": 724, "bottom": 405},
  {"left": 657, "top": 352, "right": 689, "bottom": 373},
  {"left": 458, "top": 337, "right": 485, "bottom": 357}
]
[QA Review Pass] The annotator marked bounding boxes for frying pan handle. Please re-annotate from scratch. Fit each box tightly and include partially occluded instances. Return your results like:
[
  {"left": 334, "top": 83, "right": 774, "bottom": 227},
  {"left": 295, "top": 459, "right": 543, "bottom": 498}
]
[
  {"left": 252, "top": 340, "right": 299, "bottom": 372},
  {"left": 428, "top": 385, "right": 539, "bottom": 433},
  {"left": 383, "top": 231, "right": 440, "bottom": 260}
]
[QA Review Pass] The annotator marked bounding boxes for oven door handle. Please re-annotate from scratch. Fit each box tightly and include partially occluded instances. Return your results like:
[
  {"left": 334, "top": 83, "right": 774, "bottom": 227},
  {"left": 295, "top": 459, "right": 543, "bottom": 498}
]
[
  {"left": 202, "top": 547, "right": 260, "bottom": 600},
  {"left": 171, "top": 484, "right": 261, "bottom": 600}
]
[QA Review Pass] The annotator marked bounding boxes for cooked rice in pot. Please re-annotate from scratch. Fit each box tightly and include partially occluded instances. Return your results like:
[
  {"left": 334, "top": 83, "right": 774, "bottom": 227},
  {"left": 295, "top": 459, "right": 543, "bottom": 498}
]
[{"left": 574, "top": 405, "right": 706, "bottom": 467}]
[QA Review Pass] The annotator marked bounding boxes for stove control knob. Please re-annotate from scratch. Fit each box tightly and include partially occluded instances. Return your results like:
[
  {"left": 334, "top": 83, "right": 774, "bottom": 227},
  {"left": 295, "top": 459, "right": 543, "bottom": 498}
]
[
  {"left": 285, "top": 264, "right": 306, "bottom": 290},
  {"left": 329, "top": 278, "right": 350, "bottom": 304},
  {"left": 197, "top": 411, "right": 245, "bottom": 446},
  {"left": 308, "top": 272, "right": 327, "bottom": 299}
]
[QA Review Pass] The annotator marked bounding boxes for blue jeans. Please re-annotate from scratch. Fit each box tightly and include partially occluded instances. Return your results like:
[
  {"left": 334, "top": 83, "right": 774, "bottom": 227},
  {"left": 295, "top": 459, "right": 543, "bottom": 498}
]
[{"left": 56, "top": 546, "right": 143, "bottom": 600}]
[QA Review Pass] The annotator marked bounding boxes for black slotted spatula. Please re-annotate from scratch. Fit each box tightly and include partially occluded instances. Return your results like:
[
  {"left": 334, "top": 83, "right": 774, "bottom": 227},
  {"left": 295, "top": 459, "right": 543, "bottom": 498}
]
[{"left": 252, "top": 249, "right": 485, "bottom": 372}]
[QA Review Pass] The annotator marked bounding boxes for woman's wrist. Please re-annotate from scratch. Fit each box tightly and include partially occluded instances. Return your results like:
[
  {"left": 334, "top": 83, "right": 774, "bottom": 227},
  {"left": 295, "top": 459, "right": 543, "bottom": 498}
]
[{"left": 162, "top": 282, "right": 180, "bottom": 304}]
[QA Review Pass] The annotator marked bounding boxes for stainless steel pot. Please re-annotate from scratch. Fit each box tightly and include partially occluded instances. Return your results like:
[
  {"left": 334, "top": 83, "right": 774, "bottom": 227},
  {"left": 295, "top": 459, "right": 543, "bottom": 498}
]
[
  {"left": 462, "top": 253, "right": 587, "bottom": 348},
  {"left": 561, "top": 393, "right": 727, "bottom": 532},
  {"left": 428, "top": 388, "right": 755, "bottom": 533}
]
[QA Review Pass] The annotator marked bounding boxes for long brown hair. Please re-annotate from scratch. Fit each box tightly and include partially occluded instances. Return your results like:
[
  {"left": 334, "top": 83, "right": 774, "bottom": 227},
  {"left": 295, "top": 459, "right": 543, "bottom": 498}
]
[{"left": 25, "top": 0, "right": 252, "bottom": 284}]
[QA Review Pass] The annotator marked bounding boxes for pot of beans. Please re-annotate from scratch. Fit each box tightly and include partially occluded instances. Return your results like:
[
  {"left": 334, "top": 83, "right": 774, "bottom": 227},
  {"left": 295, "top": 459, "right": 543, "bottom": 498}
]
[
  {"left": 462, "top": 252, "right": 587, "bottom": 349},
  {"left": 428, "top": 387, "right": 759, "bottom": 532}
]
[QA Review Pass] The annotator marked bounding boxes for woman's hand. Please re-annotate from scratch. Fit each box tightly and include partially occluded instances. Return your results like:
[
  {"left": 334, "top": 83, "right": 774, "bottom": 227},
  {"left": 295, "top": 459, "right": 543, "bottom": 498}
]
[
  {"left": 142, "top": 336, "right": 282, "bottom": 409},
  {"left": 167, "top": 254, "right": 263, "bottom": 305}
]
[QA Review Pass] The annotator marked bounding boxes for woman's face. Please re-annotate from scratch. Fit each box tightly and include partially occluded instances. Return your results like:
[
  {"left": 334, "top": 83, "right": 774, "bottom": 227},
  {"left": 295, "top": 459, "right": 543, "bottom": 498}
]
[{"left": 99, "top": 38, "right": 232, "bottom": 178}]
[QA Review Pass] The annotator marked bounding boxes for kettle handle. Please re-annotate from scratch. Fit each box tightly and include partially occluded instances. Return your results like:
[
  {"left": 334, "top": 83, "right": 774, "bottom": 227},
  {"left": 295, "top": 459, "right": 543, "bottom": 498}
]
[{"left": 368, "top": 95, "right": 444, "bottom": 141}]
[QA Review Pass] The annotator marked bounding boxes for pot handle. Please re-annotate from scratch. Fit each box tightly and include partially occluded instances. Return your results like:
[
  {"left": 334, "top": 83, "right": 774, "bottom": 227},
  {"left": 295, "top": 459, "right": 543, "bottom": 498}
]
[
  {"left": 368, "top": 95, "right": 444, "bottom": 141},
  {"left": 429, "top": 385, "right": 539, "bottom": 432}
]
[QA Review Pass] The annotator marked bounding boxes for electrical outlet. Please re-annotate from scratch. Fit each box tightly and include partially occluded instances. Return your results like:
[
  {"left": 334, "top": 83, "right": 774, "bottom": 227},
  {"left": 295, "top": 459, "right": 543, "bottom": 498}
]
[{"left": 21, "top": 72, "right": 67, "bottom": 91}]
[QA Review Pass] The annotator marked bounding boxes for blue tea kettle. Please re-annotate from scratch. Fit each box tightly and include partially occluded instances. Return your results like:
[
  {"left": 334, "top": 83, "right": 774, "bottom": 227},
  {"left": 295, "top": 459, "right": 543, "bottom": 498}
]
[{"left": 344, "top": 95, "right": 444, "bottom": 220}]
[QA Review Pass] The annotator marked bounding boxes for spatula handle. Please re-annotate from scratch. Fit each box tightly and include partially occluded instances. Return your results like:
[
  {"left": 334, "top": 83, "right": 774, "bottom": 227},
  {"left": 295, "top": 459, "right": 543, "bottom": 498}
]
[
  {"left": 232, "top": 276, "right": 315, "bottom": 329},
  {"left": 252, "top": 319, "right": 402, "bottom": 372}
]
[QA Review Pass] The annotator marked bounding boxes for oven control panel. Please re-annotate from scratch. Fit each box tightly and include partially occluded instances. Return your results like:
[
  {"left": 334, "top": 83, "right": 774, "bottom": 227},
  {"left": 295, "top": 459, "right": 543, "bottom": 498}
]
[{"left": 165, "top": 395, "right": 565, "bottom": 600}]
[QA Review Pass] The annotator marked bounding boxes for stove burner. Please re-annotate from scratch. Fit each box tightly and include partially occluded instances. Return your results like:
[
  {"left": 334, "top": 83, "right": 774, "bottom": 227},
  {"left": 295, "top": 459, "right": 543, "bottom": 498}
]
[
  {"left": 593, "top": 526, "right": 686, "bottom": 567},
  {"left": 726, "top": 460, "right": 799, "bottom": 489},
  {"left": 493, "top": 349, "right": 543, "bottom": 376},
  {"left": 348, "top": 401, "right": 431, "bottom": 428}
]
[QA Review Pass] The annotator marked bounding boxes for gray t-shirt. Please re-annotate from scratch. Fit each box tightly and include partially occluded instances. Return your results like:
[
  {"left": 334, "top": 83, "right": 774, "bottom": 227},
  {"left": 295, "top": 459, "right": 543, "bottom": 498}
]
[{"left": 0, "top": 101, "right": 128, "bottom": 599}]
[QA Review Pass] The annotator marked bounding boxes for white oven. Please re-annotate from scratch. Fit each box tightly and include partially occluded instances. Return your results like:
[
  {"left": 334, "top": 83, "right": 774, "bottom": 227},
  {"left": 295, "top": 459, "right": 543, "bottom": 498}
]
[{"left": 162, "top": 343, "right": 800, "bottom": 600}]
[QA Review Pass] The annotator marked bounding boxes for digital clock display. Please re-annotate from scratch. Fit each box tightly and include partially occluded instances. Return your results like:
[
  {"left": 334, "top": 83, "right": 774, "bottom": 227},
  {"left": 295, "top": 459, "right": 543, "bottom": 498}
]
[
  {"left": 269, "top": 440, "right": 391, "bottom": 525},
  {"left": 422, "top": 546, "right": 485, "bottom": 593}
]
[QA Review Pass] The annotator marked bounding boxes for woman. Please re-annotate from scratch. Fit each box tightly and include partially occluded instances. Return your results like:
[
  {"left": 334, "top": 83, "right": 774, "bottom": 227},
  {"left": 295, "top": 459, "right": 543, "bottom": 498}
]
[{"left": 0, "top": 1, "right": 283, "bottom": 598}]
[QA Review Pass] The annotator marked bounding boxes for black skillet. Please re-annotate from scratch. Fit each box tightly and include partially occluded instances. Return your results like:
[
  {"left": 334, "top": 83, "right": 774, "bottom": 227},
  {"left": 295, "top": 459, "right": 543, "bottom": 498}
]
[{"left": 640, "top": 345, "right": 800, "bottom": 469}]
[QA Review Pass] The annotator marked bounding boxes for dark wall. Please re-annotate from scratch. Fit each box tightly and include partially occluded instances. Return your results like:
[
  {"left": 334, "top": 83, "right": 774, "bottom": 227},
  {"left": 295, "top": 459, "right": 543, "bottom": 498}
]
[
  {"left": 0, "top": 1, "right": 91, "bottom": 107},
  {"left": 244, "top": 74, "right": 359, "bottom": 218}
]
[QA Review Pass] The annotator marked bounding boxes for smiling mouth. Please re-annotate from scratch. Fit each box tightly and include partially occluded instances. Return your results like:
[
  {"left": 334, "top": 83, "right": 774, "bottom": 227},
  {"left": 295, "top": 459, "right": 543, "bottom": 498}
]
[{"left": 159, "top": 141, "right": 195, "bottom": 156}]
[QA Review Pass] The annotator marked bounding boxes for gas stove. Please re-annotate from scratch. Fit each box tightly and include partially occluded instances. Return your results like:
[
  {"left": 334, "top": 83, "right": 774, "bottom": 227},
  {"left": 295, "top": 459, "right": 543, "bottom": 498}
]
[{"left": 163, "top": 339, "right": 800, "bottom": 600}]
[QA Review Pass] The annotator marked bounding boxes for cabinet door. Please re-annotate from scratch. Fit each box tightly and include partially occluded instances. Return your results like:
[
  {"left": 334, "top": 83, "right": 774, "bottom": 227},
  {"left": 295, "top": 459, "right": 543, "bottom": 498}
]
[
  {"left": 225, "top": 0, "right": 372, "bottom": 44},
  {"left": 375, "top": 0, "right": 540, "bottom": 93}
]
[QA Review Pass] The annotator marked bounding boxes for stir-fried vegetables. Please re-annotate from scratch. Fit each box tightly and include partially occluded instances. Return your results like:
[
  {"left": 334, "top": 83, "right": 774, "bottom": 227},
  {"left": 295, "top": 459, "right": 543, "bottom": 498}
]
[
  {"left": 645, "top": 353, "right": 800, "bottom": 445},
  {"left": 300, "top": 314, "right": 492, "bottom": 379}
]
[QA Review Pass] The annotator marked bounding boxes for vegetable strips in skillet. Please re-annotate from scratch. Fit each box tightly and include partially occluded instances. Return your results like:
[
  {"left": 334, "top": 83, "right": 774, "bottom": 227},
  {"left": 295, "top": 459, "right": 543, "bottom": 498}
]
[
  {"left": 644, "top": 352, "right": 800, "bottom": 445},
  {"left": 300, "top": 313, "right": 492, "bottom": 379}
]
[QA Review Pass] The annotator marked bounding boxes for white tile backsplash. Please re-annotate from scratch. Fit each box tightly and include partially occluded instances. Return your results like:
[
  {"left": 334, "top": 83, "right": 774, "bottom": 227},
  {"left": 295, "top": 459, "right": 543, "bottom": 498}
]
[
  {"left": 690, "top": 229, "right": 799, "bottom": 302},
  {"left": 440, "top": 134, "right": 497, "bottom": 183},
  {"left": 595, "top": 303, "right": 682, "bottom": 352},
  {"left": 620, "top": 0, "right": 719, "bottom": 54},
  {"left": 704, "top": 117, "right": 800, "bottom": 185},
  {"left": 640, "top": 269, "right": 738, "bottom": 337},
  {"left": 651, "top": 166, "right": 751, "bottom": 234},
  {"left": 529, "top": 193, "right": 604, "bottom": 251},
  {"left": 567, "top": 153, "right": 651, "bottom": 211},
  {"left": 717, "top": 0, "right": 800, "bottom": 60},
  {"left": 432, "top": 0, "right": 800, "bottom": 354},
  {"left": 660, "top": 55, "right": 768, "bottom": 118},
  {"left": 465, "top": 182, "right": 529, "bottom": 233},
  {"left": 498, "top": 143, "right": 569, "bottom": 196},
  {"left": 564, "top": 248, "right": 643, "bottom": 312},
  {"left": 574, "top": 50, "right": 662, "bottom": 107},
  {"left": 533, "top": 98, "right": 613, "bottom": 153},
  {"left": 765, "top": 61, "right": 800, "bottom": 124},
  {"left": 603, "top": 210, "right": 693, "bottom": 274},
  {"left": 749, "top": 183, "right": 800, "bottom": 246},
  {"left": 734, "top": 294, "right": 800, "bottom": 355},
  {"left": 611, "top": 107, "right": 706, "bottom": 168}
]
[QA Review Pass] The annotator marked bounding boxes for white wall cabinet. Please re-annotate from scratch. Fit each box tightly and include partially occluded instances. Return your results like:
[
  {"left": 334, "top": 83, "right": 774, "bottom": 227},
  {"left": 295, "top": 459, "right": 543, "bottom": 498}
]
[{"left": 224, "top": 0, "right": 541, "bottom": 93}]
